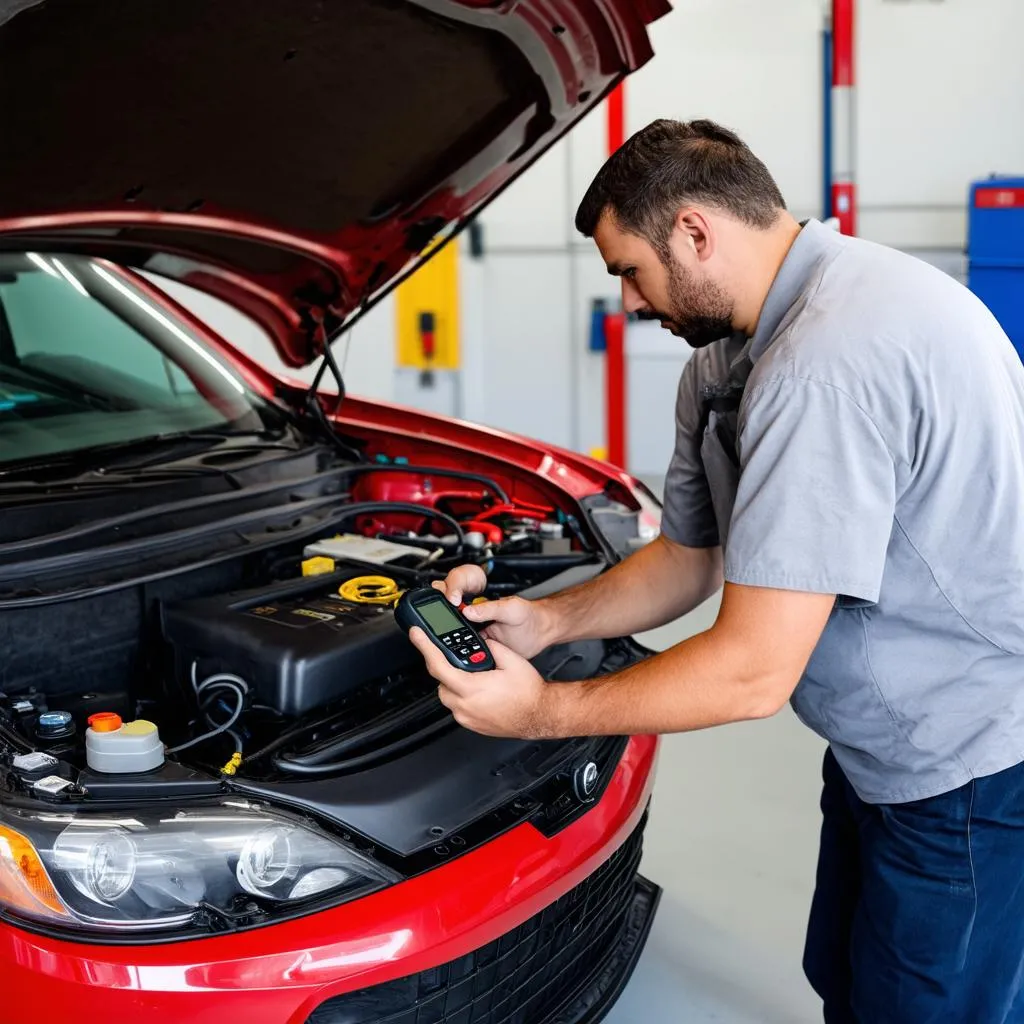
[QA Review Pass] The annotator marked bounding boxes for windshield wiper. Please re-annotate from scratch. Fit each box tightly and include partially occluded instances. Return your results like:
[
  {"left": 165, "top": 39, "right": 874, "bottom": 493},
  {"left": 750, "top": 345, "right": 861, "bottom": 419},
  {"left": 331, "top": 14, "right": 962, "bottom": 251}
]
[
  {"left": 91, "top": 427, "right": 297, "bottom": 472},
  {"left": 0, "top": 365, "right": 135, "bottom": 413},
  {"left": 0, "top": 464, "right": 352, "bottom": 551},
  {"left": 0, "top": 426, "right": 300, "bottom": 489}
]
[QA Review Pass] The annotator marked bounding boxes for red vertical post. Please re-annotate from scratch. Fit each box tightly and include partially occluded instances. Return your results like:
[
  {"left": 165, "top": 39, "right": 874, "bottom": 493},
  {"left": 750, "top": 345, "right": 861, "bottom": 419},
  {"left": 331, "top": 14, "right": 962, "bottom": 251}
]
[
  {"left": 605, "top": 310, "right": 626, "bottom": 468},
  {"left": 607, "top": 81, "right": 625, "bottom": 155},
  {"left": 605, "top": 83, "right": 627, "bottom": 468},
  {"left": 831, "top": 0, "right": 857, "bottom": 235}
]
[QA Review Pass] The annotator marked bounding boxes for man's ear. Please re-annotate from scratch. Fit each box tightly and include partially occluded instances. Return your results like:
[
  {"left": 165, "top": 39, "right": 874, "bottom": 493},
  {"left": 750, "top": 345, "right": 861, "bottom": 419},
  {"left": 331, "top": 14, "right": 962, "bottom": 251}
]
[{"left": 674, "top": 208, "right": 715, "bottom": 262}]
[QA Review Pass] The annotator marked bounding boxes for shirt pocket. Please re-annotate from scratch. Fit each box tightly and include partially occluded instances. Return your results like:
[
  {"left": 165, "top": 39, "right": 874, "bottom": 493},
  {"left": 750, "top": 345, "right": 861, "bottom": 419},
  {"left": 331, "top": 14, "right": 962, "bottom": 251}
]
[{"left": 700, "top": 410, "right": 740, "bottom": 549}]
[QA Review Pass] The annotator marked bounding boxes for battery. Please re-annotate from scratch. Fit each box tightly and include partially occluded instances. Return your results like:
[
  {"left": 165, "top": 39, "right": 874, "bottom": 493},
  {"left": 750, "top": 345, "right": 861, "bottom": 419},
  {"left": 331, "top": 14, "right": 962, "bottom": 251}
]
[{"left": 161, "top": 571, "right": 418, "bottom": 717}]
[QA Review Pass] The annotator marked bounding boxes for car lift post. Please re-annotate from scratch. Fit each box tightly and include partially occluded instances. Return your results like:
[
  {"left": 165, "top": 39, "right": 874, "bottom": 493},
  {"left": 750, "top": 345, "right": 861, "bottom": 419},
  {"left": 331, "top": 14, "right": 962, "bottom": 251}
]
[
  {"left": 605, "top": 82, "right": 627, "bottom": 469},
  {"left": 831, "top": 0, "right": 857, "bottom": 235}
]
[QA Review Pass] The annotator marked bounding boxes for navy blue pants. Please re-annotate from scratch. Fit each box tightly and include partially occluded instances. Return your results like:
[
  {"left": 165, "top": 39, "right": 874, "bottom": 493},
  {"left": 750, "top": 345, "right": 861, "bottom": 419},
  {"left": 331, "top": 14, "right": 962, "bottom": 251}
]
[{"left": 803, "top": 749, "right": 1024, "bottom": 1023}]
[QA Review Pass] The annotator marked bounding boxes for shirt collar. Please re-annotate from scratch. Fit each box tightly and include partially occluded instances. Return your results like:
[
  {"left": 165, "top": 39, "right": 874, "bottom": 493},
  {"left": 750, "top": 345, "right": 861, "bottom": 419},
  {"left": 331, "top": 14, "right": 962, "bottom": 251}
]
[{"left": 749, "top": 219, "right": 842, "bottom": 362}]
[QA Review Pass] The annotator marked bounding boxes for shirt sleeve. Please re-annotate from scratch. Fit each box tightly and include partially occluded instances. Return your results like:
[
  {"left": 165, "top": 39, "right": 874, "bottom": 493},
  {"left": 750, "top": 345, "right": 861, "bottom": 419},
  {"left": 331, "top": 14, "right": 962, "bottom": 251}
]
[
  {"left": 724, "top": 376, "right": 896, "bottom": 603},
  {"left": 660, "top": 357, "right": 720, "bottom": 549}
]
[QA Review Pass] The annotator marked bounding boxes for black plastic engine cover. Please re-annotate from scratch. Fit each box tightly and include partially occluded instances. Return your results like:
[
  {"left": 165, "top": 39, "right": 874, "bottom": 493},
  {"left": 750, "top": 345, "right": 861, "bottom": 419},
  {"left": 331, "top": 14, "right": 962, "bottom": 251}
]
[
  {"left": 231, "top": 729, "right": 618, "bottom": 858},
  {"left": 161, "top": 569, "right": 420, "bottom": 716}
]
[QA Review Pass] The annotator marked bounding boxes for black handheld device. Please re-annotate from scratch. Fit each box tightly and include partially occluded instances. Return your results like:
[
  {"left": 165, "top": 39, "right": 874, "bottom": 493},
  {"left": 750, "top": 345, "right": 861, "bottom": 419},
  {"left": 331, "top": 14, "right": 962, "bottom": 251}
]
[{"left": 395, "top": 588, "right": 495, "bottom": 672}]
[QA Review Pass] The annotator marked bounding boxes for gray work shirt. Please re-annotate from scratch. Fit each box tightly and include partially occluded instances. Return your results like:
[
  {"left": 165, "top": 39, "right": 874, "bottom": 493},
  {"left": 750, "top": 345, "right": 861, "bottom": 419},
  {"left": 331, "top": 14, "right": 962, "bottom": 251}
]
[{"left": 662, "top": 218, "right": 1024, "bottom": 804}]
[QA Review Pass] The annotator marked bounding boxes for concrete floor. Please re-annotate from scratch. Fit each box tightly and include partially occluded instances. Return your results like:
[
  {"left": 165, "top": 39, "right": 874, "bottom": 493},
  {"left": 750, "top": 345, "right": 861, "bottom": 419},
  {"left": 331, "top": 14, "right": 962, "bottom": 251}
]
[{"left": 604, "top": 528, "right": 829, "bottom": 1022}]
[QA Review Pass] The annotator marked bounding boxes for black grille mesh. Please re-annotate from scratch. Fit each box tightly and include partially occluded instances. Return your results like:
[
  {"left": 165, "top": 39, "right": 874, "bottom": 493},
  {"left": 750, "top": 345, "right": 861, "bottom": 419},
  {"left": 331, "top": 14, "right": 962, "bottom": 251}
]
[{"left": 309, "top": 819, "right": 646, "bottom": 1024}]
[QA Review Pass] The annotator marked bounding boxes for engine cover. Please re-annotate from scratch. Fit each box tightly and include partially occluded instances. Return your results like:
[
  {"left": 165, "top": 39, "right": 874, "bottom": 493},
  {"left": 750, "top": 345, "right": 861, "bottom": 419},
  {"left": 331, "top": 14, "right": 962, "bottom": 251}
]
[{"left": 161, "top": 570, "right": 419, "bottom": 716}]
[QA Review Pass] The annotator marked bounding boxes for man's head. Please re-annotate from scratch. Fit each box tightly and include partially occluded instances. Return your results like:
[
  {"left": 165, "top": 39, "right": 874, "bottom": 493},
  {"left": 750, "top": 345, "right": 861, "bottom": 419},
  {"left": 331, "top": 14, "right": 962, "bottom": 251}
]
[{"left": 575, "top": 119, "right": 791, "bottom": 347}]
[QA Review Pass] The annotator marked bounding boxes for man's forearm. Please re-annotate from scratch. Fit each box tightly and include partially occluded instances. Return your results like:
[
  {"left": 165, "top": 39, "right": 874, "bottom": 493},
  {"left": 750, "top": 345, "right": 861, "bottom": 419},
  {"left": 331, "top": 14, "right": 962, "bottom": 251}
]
[
  {"left": 536, "top": 534, "right": 722, "bottom": 646},
  {"left": 540, "top": 583, "right": 837, "bottom": 739},
  {"left": 545, "top": 628, "right": 783, "bottom": 737}
]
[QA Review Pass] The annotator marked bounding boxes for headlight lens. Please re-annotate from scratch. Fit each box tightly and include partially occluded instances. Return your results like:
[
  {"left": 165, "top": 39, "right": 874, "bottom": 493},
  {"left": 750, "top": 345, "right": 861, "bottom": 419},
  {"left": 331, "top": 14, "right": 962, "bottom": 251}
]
[
  {"left": 79, "top": 830, "right": 137, "bottom": 902},
  {"left": 0, "top": 801, "right": 398, "bottom": 934}
]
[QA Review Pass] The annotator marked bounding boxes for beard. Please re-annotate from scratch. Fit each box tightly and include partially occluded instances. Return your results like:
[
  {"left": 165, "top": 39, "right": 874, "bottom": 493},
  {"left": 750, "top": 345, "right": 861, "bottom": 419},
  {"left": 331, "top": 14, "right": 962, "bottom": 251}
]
[{"left": 637, "top": 256, "right": 735, "bottom": 349}]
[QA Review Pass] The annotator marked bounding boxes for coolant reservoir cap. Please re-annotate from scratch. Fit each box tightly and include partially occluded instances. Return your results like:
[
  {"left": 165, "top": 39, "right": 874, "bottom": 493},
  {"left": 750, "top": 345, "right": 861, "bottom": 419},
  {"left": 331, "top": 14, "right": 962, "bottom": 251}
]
[
  {"left": 87, "top": 712, "right": 122, "bottom": 732},
  {"left": 120, "top": 720, "right": 157, "bottom": 737}
]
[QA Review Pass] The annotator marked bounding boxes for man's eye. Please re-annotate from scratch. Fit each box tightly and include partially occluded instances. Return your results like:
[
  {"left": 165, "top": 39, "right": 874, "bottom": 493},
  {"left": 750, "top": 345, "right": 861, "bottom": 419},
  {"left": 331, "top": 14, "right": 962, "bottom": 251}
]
[{"left": 623, "top": 267, "right": 637, "bottom": 280}]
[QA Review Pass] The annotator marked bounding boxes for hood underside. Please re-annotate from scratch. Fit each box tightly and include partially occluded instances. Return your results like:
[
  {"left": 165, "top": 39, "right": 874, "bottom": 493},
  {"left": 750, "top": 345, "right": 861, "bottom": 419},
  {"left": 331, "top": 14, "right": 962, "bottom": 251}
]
[{"left": 0, "top": 0, "right": 669, "bottom": 365}]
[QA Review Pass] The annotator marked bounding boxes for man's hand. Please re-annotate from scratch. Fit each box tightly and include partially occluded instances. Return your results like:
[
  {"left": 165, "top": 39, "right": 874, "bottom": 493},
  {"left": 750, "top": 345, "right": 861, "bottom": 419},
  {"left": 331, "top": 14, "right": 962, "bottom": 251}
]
[
  {"left": 408, "top": 626, "right": 556, "bottom": 738},
  {"left": 416, "top": 582, "right": 834, "bottom": 740},
  {"left": 431, "top": 566, "right": 557, "bottom": 660}
]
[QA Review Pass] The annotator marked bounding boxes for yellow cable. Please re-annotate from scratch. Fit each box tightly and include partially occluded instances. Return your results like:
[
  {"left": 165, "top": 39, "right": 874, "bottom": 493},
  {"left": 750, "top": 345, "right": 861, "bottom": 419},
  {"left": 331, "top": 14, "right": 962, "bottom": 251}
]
[{"left": 338, "top": 575, "right": 403, "bottom": 606}]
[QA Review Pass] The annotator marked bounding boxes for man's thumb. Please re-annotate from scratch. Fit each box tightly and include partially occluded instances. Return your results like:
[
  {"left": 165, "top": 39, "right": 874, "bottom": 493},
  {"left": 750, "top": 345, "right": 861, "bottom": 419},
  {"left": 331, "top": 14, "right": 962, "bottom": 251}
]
[
  {"left": 463, "top": 598, "right": 498, "bottom": 622},
  {"left": 486, "top": 636, "right": 526, "bottom": 671}
]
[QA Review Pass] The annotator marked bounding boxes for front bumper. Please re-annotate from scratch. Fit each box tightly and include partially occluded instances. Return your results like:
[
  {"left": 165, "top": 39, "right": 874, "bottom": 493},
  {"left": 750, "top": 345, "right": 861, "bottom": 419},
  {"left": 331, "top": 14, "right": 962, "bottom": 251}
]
[
  {"left": 309, "top": 826, "right": 660, "bottom": 1024},
  {"left": 1, "top": 734, "right": 658, "bottom": 1024}
]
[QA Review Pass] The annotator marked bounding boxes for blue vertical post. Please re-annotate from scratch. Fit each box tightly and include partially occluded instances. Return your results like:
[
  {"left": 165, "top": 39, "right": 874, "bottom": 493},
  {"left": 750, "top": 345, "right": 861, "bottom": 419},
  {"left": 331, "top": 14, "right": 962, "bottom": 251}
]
[{"left": 822, "top": 25, "right": 834, "bottom": 222}]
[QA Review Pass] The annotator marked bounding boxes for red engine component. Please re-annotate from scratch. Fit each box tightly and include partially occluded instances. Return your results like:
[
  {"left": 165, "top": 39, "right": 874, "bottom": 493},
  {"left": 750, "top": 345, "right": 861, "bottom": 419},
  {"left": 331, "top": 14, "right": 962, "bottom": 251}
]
[
  {"left": 477, "top": 501, "right": 554, "bottom": 519},
  {"left": 462, "top": 520, "right": 504, "bottom": 545},
  {"left": 351, "top": 471, "right": 485, "bottom": 511},
  {"left": 350, "top": 470, "right": 496, "bottom": 540},
  {"left": 349, "top": 471, "right": 557, "bottom": 543}
]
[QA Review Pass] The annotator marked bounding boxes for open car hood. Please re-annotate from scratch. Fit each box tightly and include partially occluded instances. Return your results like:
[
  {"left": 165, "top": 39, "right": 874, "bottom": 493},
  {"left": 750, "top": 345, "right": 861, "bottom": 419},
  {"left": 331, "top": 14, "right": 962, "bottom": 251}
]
[{"left": 0, "top": 0, "right": 669, "bottom": 367}]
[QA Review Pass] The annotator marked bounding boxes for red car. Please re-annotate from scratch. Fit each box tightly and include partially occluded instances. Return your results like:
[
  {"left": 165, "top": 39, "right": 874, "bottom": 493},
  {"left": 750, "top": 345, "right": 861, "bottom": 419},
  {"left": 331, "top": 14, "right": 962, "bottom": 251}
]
[{"left": 0, "top": 2, "right": 670, "bottom": 1021}]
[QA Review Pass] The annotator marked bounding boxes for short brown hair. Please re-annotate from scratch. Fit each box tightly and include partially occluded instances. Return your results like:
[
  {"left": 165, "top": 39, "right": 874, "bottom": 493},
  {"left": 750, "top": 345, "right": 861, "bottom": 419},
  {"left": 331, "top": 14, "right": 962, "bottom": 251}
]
[{"left": 575, "top": 119, "right": 786, "bottom": 251}]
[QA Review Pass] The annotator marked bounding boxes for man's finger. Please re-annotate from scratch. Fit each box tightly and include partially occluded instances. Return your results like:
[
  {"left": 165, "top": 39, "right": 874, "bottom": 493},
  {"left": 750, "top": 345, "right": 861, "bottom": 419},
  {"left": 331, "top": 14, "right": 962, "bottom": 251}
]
[
  {"left": 463, "top": 596, "right": 513, "bottom": 624},
  {"left": 409, "top": 627, "right": 476, "bottom": 697},
  {"left": 431, "top": 578, "right": 463, "bottom": 605},
  {"left": 487, "top": 636, "right": 527, "bottom": 671},
  {"left": 408, "top": 627, "right": 457, "bottom": 679},
  {"left": 436, "top": 688, "right": 477, "bottom": 732}
]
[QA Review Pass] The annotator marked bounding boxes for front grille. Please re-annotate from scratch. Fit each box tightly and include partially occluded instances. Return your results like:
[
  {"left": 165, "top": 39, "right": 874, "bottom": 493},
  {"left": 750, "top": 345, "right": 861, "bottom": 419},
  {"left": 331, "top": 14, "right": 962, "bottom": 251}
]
[{"left": 309, "top": 815, "right": 650, "bottom": 1024}]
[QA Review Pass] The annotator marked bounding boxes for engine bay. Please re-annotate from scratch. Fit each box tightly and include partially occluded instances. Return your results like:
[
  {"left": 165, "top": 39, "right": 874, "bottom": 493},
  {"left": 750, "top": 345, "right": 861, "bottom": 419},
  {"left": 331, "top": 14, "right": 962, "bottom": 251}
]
[
  {"left": 0, "top": 423, "right": 656, "bottom": 936},
  {"left": 0, "top": 451, "right": 647, "bottom": 811}
]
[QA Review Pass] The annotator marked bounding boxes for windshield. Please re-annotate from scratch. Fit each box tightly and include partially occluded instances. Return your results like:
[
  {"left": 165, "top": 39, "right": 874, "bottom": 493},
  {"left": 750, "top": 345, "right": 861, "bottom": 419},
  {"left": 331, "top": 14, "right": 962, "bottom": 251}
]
[{"left": 0, "top": 252, "right": 265, "bottom": 468}]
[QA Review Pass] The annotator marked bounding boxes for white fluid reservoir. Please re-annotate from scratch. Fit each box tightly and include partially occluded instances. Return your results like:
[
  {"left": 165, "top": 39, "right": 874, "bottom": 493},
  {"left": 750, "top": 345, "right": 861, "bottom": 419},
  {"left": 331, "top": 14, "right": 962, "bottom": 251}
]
[{"left": 85, "top": 715, "right": 164, "bottom": 773}]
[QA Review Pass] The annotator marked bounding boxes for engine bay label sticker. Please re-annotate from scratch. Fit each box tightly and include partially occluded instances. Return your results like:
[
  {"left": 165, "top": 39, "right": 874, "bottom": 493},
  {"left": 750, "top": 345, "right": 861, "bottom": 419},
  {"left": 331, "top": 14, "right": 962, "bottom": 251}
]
[
  {"left": 304, "top": 534, "right": 417, "bottom": 564},
  {"left": 32, "top": 774, "right": 73, "bottom": 795},
  {"left": 13, "top": 752, "right": 59, "bottom": 773},
  {"left": 247, "top": 603, "right": 333, "bottom": 628},
  {"left": 245, "top": 598, "right": 386, "bottom": 629}
]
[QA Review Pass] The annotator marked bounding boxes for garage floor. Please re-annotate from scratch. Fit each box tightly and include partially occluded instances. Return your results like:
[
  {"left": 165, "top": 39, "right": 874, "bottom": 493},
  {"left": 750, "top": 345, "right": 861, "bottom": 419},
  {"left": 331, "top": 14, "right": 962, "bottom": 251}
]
[{"left": 604, "top": 490, "right": 830, "bottom": 1023}]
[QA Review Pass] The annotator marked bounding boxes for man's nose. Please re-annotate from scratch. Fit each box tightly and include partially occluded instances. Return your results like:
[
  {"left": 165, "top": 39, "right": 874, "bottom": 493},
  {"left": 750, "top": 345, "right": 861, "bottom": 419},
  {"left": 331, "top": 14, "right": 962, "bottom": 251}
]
[{"left": 620, "top": 278, "right": 647, "bottom": 315}]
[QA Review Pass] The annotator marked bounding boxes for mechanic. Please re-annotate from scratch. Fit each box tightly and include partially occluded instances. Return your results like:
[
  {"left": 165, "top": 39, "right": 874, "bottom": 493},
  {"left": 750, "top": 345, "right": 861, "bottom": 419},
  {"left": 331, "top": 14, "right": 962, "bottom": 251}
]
[{"left": 407, "top": 118, "right": 1024, "bottom": 1023}]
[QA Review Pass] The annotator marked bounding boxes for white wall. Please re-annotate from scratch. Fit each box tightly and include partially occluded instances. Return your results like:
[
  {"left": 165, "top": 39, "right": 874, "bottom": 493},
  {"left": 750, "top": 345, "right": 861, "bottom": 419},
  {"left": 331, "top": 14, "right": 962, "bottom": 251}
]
[
  {"left": 469, "top": 0, "right": 1024, "bottom": 460},
  {"left": 858, "top": 0, "right": 1024, "bottom": 248},
  {"left": 615, "top": 0, "right": 1024, "bottom": 248},
  {"left": 626, "top": 0, "right": 825, "bottom": 226}
]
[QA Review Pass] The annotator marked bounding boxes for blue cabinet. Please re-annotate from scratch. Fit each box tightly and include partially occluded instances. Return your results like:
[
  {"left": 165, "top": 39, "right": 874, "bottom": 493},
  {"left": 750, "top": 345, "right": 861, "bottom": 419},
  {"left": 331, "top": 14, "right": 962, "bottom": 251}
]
[{"left": 968, "top": 177, "right": 1024, "bottom": 358}]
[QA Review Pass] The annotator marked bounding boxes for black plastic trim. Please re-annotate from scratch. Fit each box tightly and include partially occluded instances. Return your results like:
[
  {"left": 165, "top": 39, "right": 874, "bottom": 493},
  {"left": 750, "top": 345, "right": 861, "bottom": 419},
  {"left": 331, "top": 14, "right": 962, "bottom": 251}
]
[{"left": 551, "top": 876, "right": 662, "bottom": 1024}]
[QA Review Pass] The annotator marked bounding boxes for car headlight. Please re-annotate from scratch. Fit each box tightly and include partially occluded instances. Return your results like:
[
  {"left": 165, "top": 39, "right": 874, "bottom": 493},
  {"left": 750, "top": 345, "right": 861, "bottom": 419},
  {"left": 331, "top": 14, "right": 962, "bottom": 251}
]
[{"left": 0, "top": 801, "right": 398, "bottom": 935}]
